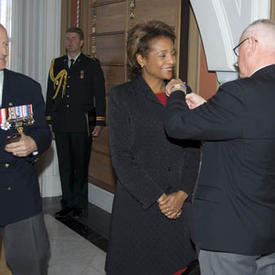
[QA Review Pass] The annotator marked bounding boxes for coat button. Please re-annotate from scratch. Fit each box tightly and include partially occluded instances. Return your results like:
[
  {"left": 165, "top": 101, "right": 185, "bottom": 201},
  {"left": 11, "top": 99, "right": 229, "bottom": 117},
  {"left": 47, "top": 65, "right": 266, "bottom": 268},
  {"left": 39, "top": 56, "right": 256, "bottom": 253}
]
[
  {"left": 7, "top": 187, "right": 12, "bottom": 190},
  {"left": 67, "top": 85, "right": 70, "bottom": 88},
  {"left": 5, "top": 163, "right": 10, "bottom": 168},
  {"left": 66, "top": 105, "right": 70, "bottom": 108},
  {"left": 167, "top": 167, "right": 171, "bottom": 172},
  {"left": 66, "top": 95, "right": 70, "bottom": 98}
]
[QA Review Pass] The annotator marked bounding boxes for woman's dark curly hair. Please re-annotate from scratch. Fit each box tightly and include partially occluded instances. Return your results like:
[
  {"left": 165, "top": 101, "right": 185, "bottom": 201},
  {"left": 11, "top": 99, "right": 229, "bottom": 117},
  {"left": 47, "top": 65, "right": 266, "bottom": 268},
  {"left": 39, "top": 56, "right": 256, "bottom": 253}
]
[{"left": 127, "top": 20, "right": 176, "bottom": 80}]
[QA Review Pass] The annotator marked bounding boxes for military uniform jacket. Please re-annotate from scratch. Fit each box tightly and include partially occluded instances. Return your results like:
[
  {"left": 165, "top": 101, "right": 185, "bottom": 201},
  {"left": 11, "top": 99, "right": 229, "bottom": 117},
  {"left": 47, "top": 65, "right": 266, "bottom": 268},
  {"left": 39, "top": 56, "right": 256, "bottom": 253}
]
[
  {"left": 0, "top": 69, "right": 51, "bottom": 226},
  {"left": 165, "top": 64, "right": 275, "bottom": 255},
  {"left": 45, "top": 53, "right": 106, "bottom": 132}
]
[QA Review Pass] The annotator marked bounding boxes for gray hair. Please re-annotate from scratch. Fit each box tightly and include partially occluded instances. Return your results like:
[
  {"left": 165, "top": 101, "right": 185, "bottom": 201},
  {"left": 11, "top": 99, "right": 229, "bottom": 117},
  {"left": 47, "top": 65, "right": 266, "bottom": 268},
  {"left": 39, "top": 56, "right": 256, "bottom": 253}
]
[{"left": 242, "top": 19, "right": 275, "bottom": 50}]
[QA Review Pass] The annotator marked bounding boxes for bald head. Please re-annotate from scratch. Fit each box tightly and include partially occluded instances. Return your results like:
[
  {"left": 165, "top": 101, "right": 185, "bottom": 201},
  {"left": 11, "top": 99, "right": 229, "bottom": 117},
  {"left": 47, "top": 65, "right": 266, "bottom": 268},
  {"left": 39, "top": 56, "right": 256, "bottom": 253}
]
[
  {"left": 237, "top": 19, "right": 275, "bottom": 78},
  {"left": 242, "top": 19, "right": 275, "bottom": 52},
  {"left": 0, "top": 24, "right": 9, "bottom": 70}
]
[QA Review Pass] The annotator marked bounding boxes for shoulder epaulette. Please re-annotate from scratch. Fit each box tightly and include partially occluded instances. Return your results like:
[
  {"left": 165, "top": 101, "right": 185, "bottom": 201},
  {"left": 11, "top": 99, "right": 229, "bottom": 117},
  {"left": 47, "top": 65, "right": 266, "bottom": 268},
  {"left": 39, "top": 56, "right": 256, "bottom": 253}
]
[{"left": 87, "top": 55, "right": 100, "bottom": 63}]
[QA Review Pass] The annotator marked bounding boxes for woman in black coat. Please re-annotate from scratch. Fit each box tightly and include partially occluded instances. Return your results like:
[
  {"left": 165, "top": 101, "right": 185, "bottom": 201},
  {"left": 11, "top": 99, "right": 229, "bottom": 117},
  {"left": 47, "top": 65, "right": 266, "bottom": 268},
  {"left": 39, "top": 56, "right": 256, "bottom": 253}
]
[{"left": 105, "top": 20, "right": 200, "bottom": 275}]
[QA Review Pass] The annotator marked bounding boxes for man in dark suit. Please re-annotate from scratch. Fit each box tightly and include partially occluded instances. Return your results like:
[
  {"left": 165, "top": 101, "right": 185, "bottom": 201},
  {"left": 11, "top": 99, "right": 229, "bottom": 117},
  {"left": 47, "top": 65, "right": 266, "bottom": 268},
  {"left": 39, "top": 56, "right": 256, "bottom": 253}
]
[
  {"left": 165, "top": 19, "right": 275, "bottom": 274},
  {"left": 46, "top": 27, "right": 106, "bottom": 218},
  {"left": 0, "top": 24, "right": 51, "bottom": 275}
]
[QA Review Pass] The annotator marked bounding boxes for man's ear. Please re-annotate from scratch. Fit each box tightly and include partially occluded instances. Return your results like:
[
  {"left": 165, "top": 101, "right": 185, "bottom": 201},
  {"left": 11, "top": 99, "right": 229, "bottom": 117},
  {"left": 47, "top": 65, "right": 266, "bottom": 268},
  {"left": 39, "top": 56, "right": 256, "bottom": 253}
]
[{"left": 248, "top": 36, "right": 258, "bottom": 55}]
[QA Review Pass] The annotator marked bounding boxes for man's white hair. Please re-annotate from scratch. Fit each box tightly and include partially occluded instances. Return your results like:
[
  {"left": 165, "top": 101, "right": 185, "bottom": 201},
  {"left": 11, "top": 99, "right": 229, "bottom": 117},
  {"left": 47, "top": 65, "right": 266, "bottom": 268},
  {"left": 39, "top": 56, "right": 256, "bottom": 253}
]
[{"left": 242, "top": 19, "right": 275, "bottom": 51}]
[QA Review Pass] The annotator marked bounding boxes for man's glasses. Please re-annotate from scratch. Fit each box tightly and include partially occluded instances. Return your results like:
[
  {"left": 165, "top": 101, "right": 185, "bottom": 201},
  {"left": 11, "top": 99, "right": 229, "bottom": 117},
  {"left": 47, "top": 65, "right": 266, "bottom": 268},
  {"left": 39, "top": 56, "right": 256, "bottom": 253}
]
[{"left": 233, "top": 38, "right": 249, "bottom": 57}]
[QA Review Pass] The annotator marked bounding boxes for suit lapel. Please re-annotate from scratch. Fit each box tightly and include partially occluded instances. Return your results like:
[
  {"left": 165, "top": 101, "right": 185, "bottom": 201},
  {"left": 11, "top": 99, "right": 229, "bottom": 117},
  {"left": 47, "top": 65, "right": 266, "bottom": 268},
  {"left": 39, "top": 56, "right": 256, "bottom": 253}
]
[
  {"left": 2, "top": 69, "right": 11, "bottom": 108},
  {"left": 135, "top": 76, "right": 164, "bottom": 106}
]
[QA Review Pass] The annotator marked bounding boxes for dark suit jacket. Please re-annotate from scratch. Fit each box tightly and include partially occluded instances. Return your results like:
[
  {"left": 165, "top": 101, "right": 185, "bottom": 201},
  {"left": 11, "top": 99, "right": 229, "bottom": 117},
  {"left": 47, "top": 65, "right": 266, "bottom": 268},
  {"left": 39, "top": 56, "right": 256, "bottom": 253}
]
[
  {"left": 105, "top": 76, "right": 200, "bottom": 274},
  {"left": 45, "top": 53, "right": 106, "bottom": 132},
  {"left": 165, "top": 65, "right": 275, "bottom": 255},
  {"left": 0, "top": 69, "right": 51, "bottom": 226}
]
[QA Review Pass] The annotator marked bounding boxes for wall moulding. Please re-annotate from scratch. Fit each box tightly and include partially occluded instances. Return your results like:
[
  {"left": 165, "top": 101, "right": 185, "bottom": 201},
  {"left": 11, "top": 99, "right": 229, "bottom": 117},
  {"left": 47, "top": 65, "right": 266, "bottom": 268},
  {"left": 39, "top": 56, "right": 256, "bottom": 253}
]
[{"left": 190, "top": 0, "right": 270, "bottom": 83}]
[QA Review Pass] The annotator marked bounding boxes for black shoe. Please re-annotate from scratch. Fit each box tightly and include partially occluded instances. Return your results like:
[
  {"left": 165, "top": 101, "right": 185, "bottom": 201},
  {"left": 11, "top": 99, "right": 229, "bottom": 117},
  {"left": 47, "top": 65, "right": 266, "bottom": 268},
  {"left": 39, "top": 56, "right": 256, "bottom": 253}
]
[
  {"left": 72, "top": 208, "right": 83, "bottom": 218},
  {"left": 55, "top": 207, "right": 73, "bottom": 218}
]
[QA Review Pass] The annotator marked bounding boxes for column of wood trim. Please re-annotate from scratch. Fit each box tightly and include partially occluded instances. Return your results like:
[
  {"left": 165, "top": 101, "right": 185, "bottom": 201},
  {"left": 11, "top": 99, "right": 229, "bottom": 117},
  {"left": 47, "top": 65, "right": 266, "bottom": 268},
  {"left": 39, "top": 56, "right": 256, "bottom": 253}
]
[
  {"left": 175, "top": 0, "right": 181, "bottom": 78},
  {"left": 61, "top": 0, "right": 71, "bottom": 55},
  {"left": 271, "top": 0, "right": 275, "bottom": 20},
  {"left": 125, "top": 0, "right": 130, "bottom": 81},
  {"left": 71, "top": 0, "right": 78, "bottom": 27},
  {"left": 80, "top": 0, "right": 89, "bottom": 55},
  {"left": 187, "top": 6, "right": 200, "bottom": 94}
]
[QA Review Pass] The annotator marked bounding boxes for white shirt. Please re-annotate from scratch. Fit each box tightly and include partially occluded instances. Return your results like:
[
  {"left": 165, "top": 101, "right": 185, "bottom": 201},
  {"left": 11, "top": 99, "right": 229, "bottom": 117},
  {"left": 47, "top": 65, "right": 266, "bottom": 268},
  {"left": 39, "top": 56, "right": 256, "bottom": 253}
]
[
  {"left": 0, "top": 70, "right": 3, "bottom": 107},
  {"left": 67, "top": 52, "right": 81, "bottom": 68}
]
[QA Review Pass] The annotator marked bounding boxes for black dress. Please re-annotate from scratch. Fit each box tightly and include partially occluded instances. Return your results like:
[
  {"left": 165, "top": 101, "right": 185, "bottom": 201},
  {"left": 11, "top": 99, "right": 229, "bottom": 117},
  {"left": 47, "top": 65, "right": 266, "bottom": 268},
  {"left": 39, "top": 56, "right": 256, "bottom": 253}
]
[{"left": 105, "top": 76, "right": 200, "bottom": 275}]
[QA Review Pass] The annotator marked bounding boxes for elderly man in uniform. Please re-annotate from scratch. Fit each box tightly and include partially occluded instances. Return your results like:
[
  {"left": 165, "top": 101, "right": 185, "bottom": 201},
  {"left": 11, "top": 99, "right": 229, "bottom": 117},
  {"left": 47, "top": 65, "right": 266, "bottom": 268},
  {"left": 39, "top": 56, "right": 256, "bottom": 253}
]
[
  {"left": 0, "top": 24, "right": 51, "bottom": 275},
  {"left": 165, "top": 19, "right": 275, "bottom": 275},
  {"left": 46, "top": 27, "right": 106, "bottom": 219}
]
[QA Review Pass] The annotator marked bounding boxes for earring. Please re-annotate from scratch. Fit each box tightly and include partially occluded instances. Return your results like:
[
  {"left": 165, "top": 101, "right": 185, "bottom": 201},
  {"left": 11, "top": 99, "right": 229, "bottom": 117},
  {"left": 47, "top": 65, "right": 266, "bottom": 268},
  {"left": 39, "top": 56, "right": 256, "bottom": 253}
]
[{"left": 140, "top": 64, "right": 144, "bottom": 68}]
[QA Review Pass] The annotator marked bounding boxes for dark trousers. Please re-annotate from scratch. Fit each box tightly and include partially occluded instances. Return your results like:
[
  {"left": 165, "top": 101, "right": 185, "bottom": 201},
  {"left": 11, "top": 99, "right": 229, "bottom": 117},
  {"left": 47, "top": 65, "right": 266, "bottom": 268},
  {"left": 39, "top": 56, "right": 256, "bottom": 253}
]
[
  {"left": 55, "top": 131, "right": 92, "bottom": 209},
  {"left": 0, "top": 213, "right": 50, "bottom": 275}
]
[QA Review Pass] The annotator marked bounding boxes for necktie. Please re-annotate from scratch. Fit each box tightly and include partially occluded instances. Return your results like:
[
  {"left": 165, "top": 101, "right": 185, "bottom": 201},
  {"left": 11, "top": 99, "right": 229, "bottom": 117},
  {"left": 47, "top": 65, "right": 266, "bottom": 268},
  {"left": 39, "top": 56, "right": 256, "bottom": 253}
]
[{"left": 69, "top": 59, "right": 74, "bottom": 68}]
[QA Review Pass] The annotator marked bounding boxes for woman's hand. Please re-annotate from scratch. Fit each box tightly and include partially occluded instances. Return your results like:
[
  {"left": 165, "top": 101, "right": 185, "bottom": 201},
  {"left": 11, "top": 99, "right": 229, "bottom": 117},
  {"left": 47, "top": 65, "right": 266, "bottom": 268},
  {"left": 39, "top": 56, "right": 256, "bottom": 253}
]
[
  {"left": 166, "top": 79, "right": 187, "bottom": 97},
  {"left": 158, "top": 191, "right": 188, "bottom": 219}
]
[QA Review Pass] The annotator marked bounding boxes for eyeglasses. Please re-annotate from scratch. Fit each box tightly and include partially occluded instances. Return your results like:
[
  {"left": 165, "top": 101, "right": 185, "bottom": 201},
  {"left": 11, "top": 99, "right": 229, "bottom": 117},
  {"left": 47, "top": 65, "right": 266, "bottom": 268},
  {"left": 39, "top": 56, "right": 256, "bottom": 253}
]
[{"left": 233, "top": 38, "right": 249, "bottom": 57}]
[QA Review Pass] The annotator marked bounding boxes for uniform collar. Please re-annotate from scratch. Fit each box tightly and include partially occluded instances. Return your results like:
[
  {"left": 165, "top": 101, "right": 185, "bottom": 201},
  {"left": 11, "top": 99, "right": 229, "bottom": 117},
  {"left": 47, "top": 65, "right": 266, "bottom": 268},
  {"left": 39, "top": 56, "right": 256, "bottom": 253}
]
[{"left": 67, "top": 52, "right": 81, "bottom": 62}]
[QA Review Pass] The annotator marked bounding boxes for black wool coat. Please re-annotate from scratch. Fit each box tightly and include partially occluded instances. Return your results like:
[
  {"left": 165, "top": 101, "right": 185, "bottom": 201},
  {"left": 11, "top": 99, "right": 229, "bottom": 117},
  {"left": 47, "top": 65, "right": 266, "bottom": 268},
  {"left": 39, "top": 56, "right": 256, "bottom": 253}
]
[
  {"left": 105, "top": 76, "right": 200, "bottom": 275},
  {"left": 165, "top": 65, "right": 275, "bottom": 255}
]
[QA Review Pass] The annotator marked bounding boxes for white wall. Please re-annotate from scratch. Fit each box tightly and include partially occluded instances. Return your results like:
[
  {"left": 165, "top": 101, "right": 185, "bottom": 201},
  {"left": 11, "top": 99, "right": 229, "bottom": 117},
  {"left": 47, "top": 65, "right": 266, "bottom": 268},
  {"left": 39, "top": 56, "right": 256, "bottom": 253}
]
[
  {"left": 190, "top": 0, "right": 270, "bottom": 83},
  {"left": 11, "top": 0, "right": 62, "bottom": 197}
]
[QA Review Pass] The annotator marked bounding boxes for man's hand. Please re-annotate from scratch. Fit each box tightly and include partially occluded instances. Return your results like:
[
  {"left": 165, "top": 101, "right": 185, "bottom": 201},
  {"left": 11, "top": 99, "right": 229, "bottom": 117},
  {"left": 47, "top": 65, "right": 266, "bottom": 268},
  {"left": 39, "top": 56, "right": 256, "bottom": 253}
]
[
  {"left": 5, "top": 133, "right": 38, "bottom": 157},
  {"left": 186, "top": 93, "right": 207, "bottom": 109},
  {"left": 91, "top": 126, "right": 103, "bottom": 137}
]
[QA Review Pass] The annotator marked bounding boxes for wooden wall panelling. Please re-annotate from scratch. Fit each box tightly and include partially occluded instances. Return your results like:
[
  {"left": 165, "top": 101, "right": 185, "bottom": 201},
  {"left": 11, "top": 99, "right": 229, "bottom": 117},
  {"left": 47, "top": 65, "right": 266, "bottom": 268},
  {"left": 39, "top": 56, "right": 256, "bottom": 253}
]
[
  {"left": 61, "top": 0, "right": 71, "bottom": 55},
  {"left": 271, "top": 0, "right": 275, "bottom": 20},
  {"left": 96, "top": 2, "right": 127, "bottom": 33},
  {"left": 187, "top": 5, "right": 201, "bottom": 94},
  {"left": 86, "top": 0, "right": 182, "bottom": 193},
  {"left": 102, "top": 65, "right": 125, "bottom": 93},
  {"left": 96, "top": 33, "right": 125, "bottom": 65},
  {"left": 134, "top": 0, "right": 180, "bottom": 27},
  {"left": 87, "top": 0, "right": 127, "bottom": 191},
  {"left": 80, "top": 0, "right": 89, "bottom": 54},
  {"left": 89, "top": 150, "right": 116, "bottom": 193},
  {"left": 96, "top": 0, "right": 125, "bottom": 6},
  {"left": 179, "top": 0, "right": 190, "bottom": 81}
]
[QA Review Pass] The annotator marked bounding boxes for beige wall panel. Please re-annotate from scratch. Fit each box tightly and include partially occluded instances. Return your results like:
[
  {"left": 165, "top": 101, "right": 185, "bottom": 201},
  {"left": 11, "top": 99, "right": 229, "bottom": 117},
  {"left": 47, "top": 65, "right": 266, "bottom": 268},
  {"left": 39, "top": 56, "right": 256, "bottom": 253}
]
[
  {"left": 96, "top": 34, "right": 125, "bottom": 65},
  {"left": 96, "top": 2, "right": 126, "bottom": 33},
  {"left": 102, "top": 65, "right": 125, "bottom": 93},
  {"left": 134, "top": 0, "right": 179, "bottom": 27}
]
